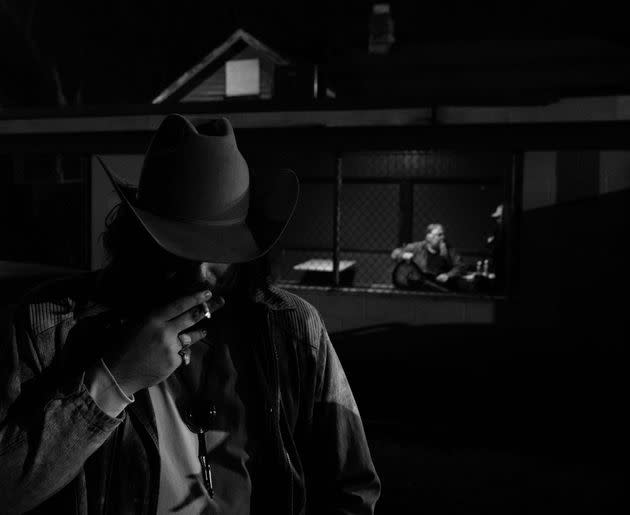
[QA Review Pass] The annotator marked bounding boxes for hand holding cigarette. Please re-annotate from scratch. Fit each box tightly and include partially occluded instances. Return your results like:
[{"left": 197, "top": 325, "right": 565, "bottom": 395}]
[{"left": 104, "top": 290, "right": 225, "bottom": 394}]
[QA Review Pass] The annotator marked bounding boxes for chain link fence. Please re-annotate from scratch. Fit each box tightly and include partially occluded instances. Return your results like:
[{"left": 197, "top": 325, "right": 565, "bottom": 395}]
[
  {"left": 275, "top": 149, "right": 509, "bottom": 290},
  {"left": 339, "top": 183, "right": 399, "bottom": 286}
]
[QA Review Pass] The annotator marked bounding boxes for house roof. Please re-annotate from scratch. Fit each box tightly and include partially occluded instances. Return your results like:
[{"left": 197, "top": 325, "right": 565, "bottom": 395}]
[{"left": 153, "top": 29, "right": 291, "bottom": 104}]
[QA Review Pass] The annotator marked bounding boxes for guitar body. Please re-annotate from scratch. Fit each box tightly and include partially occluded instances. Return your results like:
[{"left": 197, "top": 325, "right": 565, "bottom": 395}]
[
  {"left": 392, "top": 260, "right": 424, "bottom": 289},
  {"left": 392, "top": 260, "right": 450, "bottom": 293}
]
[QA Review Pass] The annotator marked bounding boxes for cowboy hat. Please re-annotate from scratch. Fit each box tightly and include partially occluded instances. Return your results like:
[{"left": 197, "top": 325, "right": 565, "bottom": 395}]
[{"left": 98, "top": 114, "right": 299, "bottom": 263}]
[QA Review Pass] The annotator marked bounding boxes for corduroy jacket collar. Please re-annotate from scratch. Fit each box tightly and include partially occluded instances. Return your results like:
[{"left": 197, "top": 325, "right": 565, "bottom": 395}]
[{"left": 250, "top": 284, "right": 297, "bottom": 311}]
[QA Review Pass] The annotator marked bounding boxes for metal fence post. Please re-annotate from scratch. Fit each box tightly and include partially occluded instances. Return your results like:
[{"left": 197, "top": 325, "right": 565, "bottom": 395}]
[
  {"left": 398, "top": 179, "right": 413, "bottom": 246},
  {"left": 332, "top": 154, "right": 342, "bottom": 286}
]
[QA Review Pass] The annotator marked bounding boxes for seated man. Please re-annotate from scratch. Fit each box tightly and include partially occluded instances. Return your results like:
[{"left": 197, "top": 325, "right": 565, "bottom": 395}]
[{"left": 391, "top": 223, "right": 465, "bottom": 291}]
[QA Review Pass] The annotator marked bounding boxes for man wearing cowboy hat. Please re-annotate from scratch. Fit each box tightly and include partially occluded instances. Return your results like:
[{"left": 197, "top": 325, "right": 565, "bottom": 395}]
[{"left": 0, "top": 114, "right": 380, "bottom": 514}]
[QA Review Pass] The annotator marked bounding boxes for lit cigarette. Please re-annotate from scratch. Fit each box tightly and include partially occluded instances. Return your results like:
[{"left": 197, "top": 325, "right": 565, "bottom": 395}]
[{"left": 202, "top": 301, "right": 211, "bottom": 319}]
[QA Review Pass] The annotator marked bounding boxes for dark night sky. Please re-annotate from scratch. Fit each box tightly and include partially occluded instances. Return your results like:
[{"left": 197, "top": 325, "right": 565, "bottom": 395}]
[{"left": 1, "top": 0, "right": 628, "bottom": 108}]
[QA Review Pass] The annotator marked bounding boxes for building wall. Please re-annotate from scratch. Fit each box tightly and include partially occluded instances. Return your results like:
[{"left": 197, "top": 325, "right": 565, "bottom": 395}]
[
  {"left": 522, "top": 151, "right": 556, "bottom": 210},
  {"left": 599, "top": 150, "right": 630, "bottom": 193},
  {"left": 0, "top": 154, "right": 89, "bottom": 269},
  {"left": 522, "top": 149, "right": 630, "bottom": 212},
  {"left": 517, "top": 149, "right": 630, "bottom": 327},
  {"left": 183, "top": 47, "right": 276, "bottom": 102},
  {"left": 286, "top": 287, "right": 495, "bottom": 333}
]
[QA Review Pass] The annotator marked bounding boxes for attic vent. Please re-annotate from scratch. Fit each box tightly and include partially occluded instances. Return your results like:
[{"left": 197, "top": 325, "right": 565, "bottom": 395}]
[{"left": 226, "top": 58, "right": 261, "bottom": 96}]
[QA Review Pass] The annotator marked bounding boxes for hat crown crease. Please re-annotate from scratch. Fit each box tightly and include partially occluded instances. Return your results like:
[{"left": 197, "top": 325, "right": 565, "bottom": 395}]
[
  {"left": 137, "top": 120, "right": 250, "bottom": 224},
  {"left": 99, "top": 113, "right": 299, "bottom": 264}
]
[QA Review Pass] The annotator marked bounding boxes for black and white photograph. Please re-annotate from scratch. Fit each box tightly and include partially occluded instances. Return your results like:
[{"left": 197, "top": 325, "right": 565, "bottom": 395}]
[{"left": 0, "top": 1, "right": 626, "bottom": 514}]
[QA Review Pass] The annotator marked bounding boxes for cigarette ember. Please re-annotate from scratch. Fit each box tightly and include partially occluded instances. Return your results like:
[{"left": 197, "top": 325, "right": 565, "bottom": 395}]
[{"left": 202, "top": 301, "right": 211, "bottom": 319}]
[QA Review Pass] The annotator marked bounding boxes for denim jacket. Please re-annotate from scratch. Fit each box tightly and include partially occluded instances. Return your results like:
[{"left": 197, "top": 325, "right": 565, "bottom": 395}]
[{"left": 0, "top": 274, "right": 380, "bottom": 514}]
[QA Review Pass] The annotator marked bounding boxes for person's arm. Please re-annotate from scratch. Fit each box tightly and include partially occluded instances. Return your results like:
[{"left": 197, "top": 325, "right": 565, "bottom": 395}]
[
  {"left": 0, "top": 308, "right": 124, "bottom": 514},
  {"left": 305, "top": 318, "right": 380, "bottom": 514},
  {"left": 446, "top": 246, "right": 465, "bottom": 278},
  {"left": 391, "top": 241, "right": 423, "bottom": 261},
  {"left": 0, "top": 286, "right": 220, "bottom": 514},
  {"left": 401, "top": 241, "right": 423, "bottom": 254}
]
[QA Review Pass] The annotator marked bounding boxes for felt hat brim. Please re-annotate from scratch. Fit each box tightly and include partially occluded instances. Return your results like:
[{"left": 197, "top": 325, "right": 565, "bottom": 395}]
[{"left": 98, "top": 156, "right": 299, "bottom": 263}]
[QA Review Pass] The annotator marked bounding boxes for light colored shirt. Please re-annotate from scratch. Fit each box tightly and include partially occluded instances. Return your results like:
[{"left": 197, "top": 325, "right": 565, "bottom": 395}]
[
  {"left": 85, "top": 309, "right": 253, "bottom": 515},
  {"left": 148, "top": 381, "right": 214, "bottom": 514}
]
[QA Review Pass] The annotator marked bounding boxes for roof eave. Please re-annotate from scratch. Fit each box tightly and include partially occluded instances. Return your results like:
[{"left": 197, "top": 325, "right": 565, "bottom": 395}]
[{"left": 153, "top": 28, "right": 291, "bottom": 104}]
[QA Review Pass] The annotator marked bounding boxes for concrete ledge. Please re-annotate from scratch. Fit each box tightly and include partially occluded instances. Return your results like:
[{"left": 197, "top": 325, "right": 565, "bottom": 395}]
[{"left": 280, "top": 282, "right": 497, "bottom": 331}]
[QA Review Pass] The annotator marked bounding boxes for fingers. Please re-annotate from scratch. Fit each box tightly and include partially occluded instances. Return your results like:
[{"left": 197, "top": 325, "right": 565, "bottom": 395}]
[
  {"left": 170, "top": 295, "right": 226, "bottom": 333},
  {"left": 206, "top": 295, "right": 226, "bottom": 314},
  {"left": 179, "top": 348, "right": 192, "bottom": 366},
  {"left": 175, "top": 298, "right": 224, "bottom": 367},
  {"left": 170, "top": 302, "right": 210, "bottom": 334},
  {"left": 177, "top": 326, "right": 208, "bottom": 367},
  {"left": 154, "top": 290, "right": 212, "bottom": 321},
  {"left": 178, "top": 327, "right": 207, "bottom": 347}
]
